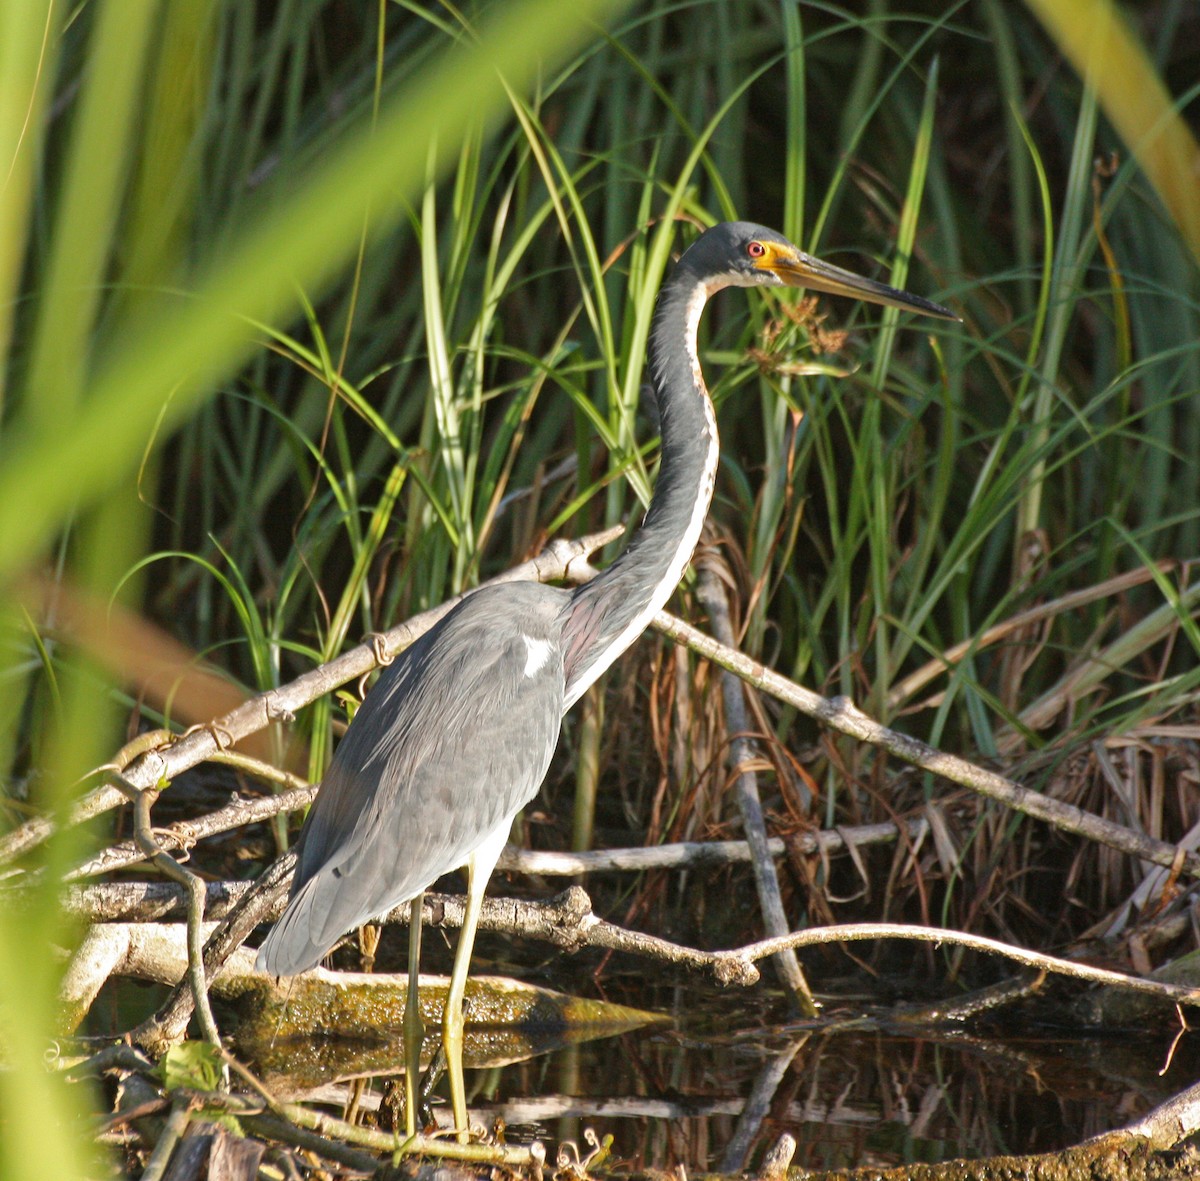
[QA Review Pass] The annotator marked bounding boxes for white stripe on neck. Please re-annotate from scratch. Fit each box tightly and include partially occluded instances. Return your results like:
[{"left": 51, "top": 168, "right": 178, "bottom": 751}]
[{"left": 563, "top": 283, "right": 718, "bottom": 710}]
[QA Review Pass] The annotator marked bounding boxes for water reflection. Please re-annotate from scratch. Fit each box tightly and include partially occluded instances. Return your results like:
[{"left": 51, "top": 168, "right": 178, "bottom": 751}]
[
  {"left": 233, "top": 951, "right": 1198, "bottom": 1172},
  {"left": 467, "top": 984, "right": 1198, "bottom": 1171}
]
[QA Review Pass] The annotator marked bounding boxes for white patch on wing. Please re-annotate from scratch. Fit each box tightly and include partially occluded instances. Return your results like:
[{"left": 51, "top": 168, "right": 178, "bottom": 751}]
[{"left": 523, "top": 635, "right": 554, "bottom": 677}]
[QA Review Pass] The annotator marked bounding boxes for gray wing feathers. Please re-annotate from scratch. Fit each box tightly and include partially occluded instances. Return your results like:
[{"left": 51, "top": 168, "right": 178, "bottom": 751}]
[{"left": 256, "top": 584, "right": 567, "bottom": 976}]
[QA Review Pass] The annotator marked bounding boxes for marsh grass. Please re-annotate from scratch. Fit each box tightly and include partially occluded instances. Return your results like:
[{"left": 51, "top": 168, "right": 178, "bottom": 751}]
[{"left": 2, "top": 0, "right": 1200, "bottom": 1173}]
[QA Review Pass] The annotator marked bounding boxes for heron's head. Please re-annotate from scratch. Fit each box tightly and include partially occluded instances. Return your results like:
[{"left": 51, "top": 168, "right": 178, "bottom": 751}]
[{"left": 679, "top": 220, "right": 957, "bottom": 321}]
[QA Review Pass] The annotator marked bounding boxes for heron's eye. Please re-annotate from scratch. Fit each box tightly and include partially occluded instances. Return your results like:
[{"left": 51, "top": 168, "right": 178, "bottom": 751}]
[{"left": 747, "top": 241, "right": 766, "bottom": 259}]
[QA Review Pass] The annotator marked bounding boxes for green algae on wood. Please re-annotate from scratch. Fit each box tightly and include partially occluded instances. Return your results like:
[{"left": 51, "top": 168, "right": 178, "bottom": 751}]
[{"left": 231, "top": 968, "right": 665, "bottom": 1088}]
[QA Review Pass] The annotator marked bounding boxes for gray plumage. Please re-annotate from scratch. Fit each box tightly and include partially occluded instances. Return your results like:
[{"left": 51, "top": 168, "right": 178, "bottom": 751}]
[
  {"left": 255, "top": 220, "right": 954, "bottom": 981},
  {"left": 257, "top": 583, "right": 569, "bottom": 975}
]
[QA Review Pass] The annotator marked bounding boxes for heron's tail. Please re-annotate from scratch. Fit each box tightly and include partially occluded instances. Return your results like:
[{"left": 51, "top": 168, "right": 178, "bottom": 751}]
[{"left": 255, "top": 874, "right": 334, "bottom": 976}]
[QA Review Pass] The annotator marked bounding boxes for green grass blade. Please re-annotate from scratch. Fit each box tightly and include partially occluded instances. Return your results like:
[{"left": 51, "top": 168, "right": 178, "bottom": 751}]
[{"left": 0, "top": 0, "right": 631, "bottom": 582}]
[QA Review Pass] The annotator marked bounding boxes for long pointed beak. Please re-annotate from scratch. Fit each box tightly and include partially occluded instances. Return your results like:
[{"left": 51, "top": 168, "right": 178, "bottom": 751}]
[{"left": 764, "top": 245, "right": 959, "bottom": 322}]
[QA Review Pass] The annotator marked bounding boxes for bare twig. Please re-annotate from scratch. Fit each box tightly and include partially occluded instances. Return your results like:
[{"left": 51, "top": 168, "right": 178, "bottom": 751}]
[
  {"left": 648, "top": 608, "right": 1200, "bottom": 880},
  {"left": 31, "top": 536, "right": 1194, "bottom": 901},
  {"left": 107, "top": 771, "right": 223, "bottom": 1050},
  {"left": 69, "top": 782, "right": 317, "bottom": 880},
  {"left": 60, "top": 1043, "right": 159, "bottom": 1084},
  {"left": 62, "top": 879, "right": 265, "bottom": 923},
  {"left": 723, "top": 922, "right": 1200, "bottom": 1008},
  {"left": 139, "top": 1094, "right": 191, "bottom": 1181},
  {"left": 86, "top": 908, "right": 1200, "bottom": 1052},
  {"left": 422, "top": 898, "right": 1200, "bottom": 1005},
  {"left": 401, "top": 891, "right": 1200, "bottom": 1003},
  {"left": 69, "top": 891, "right": 1200, "bottom": 1067},
  {"left": 186, "top": 1087, "right": 544, "bottom": 1167},
  {"left": 236, "top": 1111, "right": 384, "bottom": 1173},
  {"left": 507, "top": 820, "right": 923, "bottom": 874},
  {"left": 0, "top": 728, "right": 174, "bottom": 868}
]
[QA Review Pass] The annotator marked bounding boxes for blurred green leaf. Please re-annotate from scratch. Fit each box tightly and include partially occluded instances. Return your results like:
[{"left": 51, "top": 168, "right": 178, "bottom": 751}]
[
  {"left": 160, "top": 1040, "right": 223, "bottom": 1093},
  {"left": 1024, "top": 0, "right": 1200, "bottom": 260},
  {"left": 0, "top": 0, "right": 628, "bottom": 583}
]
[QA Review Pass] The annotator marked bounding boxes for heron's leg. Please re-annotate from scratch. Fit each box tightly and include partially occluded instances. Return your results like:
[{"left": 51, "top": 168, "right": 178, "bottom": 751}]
[
  {"left": 404, "top": 893, "right": 424, "bottom": 1138},
  {"left": 443, "top": 821, "right": 510, "bottom": 1143}
]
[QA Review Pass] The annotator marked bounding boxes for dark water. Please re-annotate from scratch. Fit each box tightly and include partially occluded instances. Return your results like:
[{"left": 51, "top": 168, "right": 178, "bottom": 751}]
[
  {"left": 245, "top": 964, "right": 1197, "bottom": 1174},
  {"left": 470, "top": 992, "right": 1193, "bottom": 1172}
]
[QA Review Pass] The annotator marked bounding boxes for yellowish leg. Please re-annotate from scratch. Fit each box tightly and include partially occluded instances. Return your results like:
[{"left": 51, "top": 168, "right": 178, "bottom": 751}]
[
  {"left": 443, "top": 865, "right": 485, "bottom": 1141},
  {"left": 404, "top": 894, "right": 424, "bottom": 1138},
  {"left": 442, "top": 823, "right": 509, "bottom": 1143}
]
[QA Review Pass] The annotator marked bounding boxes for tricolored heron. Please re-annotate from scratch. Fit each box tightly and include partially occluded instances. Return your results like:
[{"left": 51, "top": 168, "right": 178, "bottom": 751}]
[{"left": 256, "top": 221, "right": 954, "bottom": 1138}]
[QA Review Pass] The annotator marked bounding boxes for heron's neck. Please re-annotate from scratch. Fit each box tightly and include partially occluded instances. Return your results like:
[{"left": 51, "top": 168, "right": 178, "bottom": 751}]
[{"left": 561, "top": 275, "right": 719, "bottom": 709}]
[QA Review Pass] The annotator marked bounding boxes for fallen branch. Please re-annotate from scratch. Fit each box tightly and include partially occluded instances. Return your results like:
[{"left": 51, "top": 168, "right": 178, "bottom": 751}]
[
  {"left": 72, "top": 883, "right": 1200, "bottom": 1060},
  {"left": 69, "top": 781, "right": 318, "bottom": 881},
  {"left": 1115, "top": 1076, "right": 1200, "bottom": 1151},
  {"left": 397, "top": 891, "right": 1200, "bottom": 1007},
  {"left": 419, "top": 896, "right": 1200, "bottom": 1007},
  {"left": 722, "top": 922, "right": 1200, "bottom": 1008},
  {"left": 58, "top": 820, "right": 929, "bottom": 920},
  {"left": 16, "top": 532, "right": 1192, "bottom": 899},
  {"left": 509, "top": 820, "right": 922, "bottom": 873},
  {"left": 130, "top": 851, "right": 296, "bottom": 1056}
]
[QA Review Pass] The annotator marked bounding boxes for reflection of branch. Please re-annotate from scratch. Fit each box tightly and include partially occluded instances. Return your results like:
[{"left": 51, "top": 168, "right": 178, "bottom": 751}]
[
  {"left": 67, "top": 1019, "right": 1200, "bottom": 1173},
  {"left": 718, "top": 1042, "right": 806, "bottom": 1174}
]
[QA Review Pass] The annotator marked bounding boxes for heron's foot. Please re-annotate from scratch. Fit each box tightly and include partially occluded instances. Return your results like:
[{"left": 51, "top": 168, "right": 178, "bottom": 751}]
[
  {"left": 420, "top": 1038, "right": 479, "bottom": 1142},
  {"left": 399, "top": 1072, "right": 438, "bottom": 1137},
  {"left": 419, "top": 1042, "right": 445, "bottom": 1104}
]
